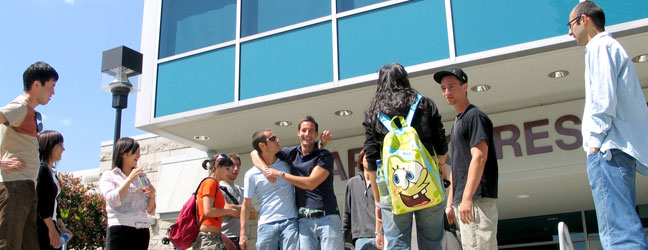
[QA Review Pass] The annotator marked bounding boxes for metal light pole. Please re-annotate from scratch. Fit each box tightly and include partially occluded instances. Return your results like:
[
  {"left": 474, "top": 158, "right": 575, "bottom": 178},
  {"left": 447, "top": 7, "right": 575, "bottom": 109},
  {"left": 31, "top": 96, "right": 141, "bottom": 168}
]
[{"left": 101, "top": 46, "right": 143, "bottom": 147}]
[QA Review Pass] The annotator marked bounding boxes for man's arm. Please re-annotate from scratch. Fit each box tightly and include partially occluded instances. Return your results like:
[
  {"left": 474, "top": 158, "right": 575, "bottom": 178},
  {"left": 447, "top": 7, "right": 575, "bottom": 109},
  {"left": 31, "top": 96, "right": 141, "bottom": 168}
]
[
  {"left": 342, "top": 181, "right": 353, "bottom": 243},
  {"left": 587, "top": 44, "right": 618, "bottom": 152},
  {"left": 249, "top": 150, "right": 277, "bottom": 183},
  {"left": 445, "top": 173, "right": 455, "bottom": 225},
  {"left": 0, "top": 158, "right": 26, "bottom": 170},
  {"left": 265, "top": 166, "right": 328, "bottom": 191},
  {"left": 458, "top": 140, "right": 488, "bottom": 224},
  {"left": 239, "top": 198, "right": 253, "bottom": 249}
]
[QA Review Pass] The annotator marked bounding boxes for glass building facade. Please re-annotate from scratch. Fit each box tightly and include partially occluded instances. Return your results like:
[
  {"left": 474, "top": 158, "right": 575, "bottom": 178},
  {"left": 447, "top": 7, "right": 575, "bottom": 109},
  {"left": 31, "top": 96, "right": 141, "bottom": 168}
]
[{"left": 140, "top": 1, "right": 648, "bottom": 249}]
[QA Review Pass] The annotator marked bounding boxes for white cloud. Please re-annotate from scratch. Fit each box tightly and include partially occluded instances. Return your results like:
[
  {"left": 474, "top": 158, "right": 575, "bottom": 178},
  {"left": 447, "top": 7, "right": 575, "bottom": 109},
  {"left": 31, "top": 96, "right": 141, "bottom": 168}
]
[
  {"left": 64, "top": 0, "right": 74, "bottom": 5},
  {"left": 61, "top": 119, "right": 72, "bottom": 126}
]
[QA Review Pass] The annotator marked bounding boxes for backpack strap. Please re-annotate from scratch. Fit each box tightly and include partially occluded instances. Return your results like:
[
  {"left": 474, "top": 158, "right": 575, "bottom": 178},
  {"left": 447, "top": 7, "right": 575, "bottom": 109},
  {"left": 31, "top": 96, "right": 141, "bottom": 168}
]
[
  {"left": 194, "top": 177, "right": 217, "bottom": 227},
  {"left": 219, "top": 186, "right": 240, "bottom": 205},
  {"left": 377, "top": 112, "right": 394, "bottom": 132},
  {"left": 405, "top": 94, "right": 423, "bottom": 127},
  {"left": 377, "top": 94, "right": 423, "bottom": 131}
]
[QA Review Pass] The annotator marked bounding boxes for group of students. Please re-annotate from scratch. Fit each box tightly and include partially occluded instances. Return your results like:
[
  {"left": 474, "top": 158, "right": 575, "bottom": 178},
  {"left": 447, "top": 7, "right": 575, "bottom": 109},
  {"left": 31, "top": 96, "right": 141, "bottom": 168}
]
[
  {"left": 179, "top": 60, "right": 501, "bottom": 250},
  {"left": 3, "top": 2, "right": 647, "bottom": 250}
]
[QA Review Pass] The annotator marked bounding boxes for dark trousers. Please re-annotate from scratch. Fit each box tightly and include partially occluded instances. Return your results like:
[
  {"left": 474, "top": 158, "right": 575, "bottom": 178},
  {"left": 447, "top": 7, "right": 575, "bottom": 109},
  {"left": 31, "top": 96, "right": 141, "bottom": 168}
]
[
  {"left": 107, "top": 225, "right": 150, "bottom": 250},
  {"left": 0, "top": 180, "right": 39, "bottom": 250}
]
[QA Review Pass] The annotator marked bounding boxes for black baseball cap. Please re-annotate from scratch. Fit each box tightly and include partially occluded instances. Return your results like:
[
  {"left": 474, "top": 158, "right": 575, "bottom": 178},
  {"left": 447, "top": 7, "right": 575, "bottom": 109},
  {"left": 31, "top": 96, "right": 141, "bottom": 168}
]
[{"left": 433, "top": 68, "right": 468, "bottom": 84}]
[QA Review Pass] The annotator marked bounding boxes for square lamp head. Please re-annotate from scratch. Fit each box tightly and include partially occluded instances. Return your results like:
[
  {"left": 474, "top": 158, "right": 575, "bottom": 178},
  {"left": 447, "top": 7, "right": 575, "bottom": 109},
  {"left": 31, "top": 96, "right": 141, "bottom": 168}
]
[{"left": 101, "top": 45, "right": 143, "bottom": 93}]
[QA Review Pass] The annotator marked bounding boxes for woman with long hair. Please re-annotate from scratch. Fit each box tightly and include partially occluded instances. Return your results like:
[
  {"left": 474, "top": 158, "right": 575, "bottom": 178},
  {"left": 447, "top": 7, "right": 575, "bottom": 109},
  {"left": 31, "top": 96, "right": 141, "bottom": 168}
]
[
  {"left": 362, "top": 63, "right": 449, "bottom": 249},
  {"left": 99, "top": 137, "right": 156, "bottom": 249},
  {"left": 192, "top": 153, "right": 239, "bottom": 250},
  {"left": 36, "top": 130, "right": 72, "bottom": 250}
]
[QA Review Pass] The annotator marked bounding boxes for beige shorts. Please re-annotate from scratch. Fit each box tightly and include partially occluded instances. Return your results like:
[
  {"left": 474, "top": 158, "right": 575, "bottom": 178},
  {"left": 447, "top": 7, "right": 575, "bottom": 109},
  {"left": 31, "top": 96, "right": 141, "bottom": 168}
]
[{"left": 453, "top": 197, "right": 498, "bottom": 250}]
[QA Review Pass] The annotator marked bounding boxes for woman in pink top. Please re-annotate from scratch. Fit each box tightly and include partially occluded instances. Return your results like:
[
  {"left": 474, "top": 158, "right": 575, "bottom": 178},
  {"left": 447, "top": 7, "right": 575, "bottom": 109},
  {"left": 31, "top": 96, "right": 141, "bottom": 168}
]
[{"left": 99, "top": 137, "right": 156, "bottom": 249}]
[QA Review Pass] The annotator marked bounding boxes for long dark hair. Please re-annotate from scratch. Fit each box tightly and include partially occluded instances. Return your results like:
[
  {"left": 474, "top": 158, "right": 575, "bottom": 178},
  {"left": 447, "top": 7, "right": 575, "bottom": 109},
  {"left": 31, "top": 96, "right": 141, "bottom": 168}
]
[
  {"left": 365, "top": 63, "right": 418, "bottom": 134},
  {"left": 202, "top": 153, "right": 234, "bottom": 174},
  {"left": 38, "top": 130, "right": 64, "bottom": 164},
  {"left": 112, "top": 137, "right": 140, "bottom": 170}
]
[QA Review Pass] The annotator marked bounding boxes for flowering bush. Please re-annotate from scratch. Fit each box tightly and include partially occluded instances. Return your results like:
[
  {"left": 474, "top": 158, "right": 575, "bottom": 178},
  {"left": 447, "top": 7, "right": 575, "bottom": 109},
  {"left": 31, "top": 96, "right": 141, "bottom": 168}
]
[{"left": 58, "top": 173, "right": 106, "bottom": 249}]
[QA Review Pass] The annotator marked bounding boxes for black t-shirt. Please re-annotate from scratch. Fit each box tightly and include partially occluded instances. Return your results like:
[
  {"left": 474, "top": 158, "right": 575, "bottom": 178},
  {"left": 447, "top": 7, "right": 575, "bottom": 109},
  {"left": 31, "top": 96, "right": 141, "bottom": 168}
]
[
  {"left": 450, "top": 104, "right": 498, "bottom": 204},
  {"left": 279, "top": 146, "right": 338, "bottom": 213}
]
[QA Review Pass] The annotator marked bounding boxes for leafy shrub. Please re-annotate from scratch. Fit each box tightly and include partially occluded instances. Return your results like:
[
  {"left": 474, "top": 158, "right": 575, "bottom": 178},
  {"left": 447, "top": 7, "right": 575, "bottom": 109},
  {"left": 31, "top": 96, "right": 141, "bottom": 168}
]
[{"left": 58, "top": 173, "right": 106, "bottom": 249}]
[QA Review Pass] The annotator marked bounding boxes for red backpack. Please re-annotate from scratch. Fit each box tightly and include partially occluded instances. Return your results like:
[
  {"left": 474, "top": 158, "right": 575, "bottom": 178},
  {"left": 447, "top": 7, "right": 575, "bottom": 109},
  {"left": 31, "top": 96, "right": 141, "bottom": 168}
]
[{"left": 167, "top": 177, "right": 215, "bottom": 249}]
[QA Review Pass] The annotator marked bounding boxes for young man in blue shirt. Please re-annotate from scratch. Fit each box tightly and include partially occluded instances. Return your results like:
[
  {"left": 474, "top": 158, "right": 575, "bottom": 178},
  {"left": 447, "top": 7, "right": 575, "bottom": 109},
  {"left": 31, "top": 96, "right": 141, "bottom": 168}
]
[{"left": 240, "top": 130, "right": 298, "bottom": 250}]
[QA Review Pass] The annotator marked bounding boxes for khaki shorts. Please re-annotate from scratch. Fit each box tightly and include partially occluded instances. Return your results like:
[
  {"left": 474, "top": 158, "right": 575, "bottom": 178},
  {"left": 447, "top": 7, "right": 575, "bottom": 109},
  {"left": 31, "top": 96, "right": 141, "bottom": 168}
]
[
  {"left": 453, "top": 197, "right": 498, "bottom": 250},
  {"left": 0, "top": 180, "right": 38, "bottom": 250},
  {"left": 192, "top": 231, "right": 224, "bottom": 250}
]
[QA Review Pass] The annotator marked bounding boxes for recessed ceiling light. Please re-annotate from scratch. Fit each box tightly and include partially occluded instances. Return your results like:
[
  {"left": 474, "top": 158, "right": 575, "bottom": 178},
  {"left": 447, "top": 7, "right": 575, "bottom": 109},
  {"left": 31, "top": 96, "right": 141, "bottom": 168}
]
[
  {"left": 471, "top": 84, "right": 491, "bottom": 92},
  {"left": 193, "top": 135, "right": 210, "bottom": 141},
  {"left": 632, "top": 54, "right": 648, "bottom": 63},
  {"left": 548, "top": 70, "right": 569, "bottom": 78},
  {"left": 516, "top": 194, "right": 530, "bottom": 199},
  {"left": 275, "top": 120, "right": 292, "bottom": 127},
  {"left": 334, "top": 110, "right": 353, "bottom": 117}
]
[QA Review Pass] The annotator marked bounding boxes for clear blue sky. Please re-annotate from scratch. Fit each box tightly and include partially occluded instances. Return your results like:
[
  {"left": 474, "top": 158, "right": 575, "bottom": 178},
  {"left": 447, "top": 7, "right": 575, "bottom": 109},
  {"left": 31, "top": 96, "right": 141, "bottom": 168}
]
[{"left": 0, "top": 0, "right": 145, "bottom": 173}]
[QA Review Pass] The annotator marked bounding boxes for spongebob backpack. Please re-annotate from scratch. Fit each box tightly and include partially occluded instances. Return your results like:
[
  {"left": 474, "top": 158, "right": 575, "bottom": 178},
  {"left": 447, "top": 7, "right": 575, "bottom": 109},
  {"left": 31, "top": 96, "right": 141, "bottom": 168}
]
[{"left": 377, "top": 94, "right": 445, "bottom": 215}]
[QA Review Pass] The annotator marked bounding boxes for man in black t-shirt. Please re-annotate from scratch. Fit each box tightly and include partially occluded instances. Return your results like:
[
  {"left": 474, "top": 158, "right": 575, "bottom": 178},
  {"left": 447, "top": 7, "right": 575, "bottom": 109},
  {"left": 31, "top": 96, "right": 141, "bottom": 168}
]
[{"left": 434, "top": 68, "right": 499, "bottom": 250}]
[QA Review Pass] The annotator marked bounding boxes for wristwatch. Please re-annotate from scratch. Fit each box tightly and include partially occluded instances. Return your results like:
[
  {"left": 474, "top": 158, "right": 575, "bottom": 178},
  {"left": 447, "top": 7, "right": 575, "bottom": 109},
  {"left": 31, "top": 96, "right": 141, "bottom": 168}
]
[{"left": 279, "top": 171, "right": 286, "bottom": 178}]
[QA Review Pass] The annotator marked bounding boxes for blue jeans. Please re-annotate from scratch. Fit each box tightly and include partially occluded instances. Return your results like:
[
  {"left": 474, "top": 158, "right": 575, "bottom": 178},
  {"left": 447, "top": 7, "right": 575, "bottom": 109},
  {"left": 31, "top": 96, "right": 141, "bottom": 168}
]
[
  {"left": 381, "top": 199, "right": 446, "bottom": 250},
  {"left": 587, "top": 149, "right": 647, "bottom": 250},
  {"left": 298, "top": 215, "right": 344, "bottom": 250},
  {"left": 354, "top": 237, "right": 379, "bottom": 250},
  {"left": 256, "top": 218, "right": 299, "bottom": 250}
]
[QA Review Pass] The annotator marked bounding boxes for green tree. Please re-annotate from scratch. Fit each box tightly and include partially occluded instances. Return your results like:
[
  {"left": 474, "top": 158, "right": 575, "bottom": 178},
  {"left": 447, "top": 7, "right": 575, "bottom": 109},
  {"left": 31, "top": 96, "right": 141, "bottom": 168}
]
[{"left": 58, "top": 173, "right": 106, "bottom": 249}]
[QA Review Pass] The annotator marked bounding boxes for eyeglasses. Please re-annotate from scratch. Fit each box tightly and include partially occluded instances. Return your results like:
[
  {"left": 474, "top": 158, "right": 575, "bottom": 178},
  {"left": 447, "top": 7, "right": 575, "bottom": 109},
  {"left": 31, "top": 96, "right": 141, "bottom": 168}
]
[
  {"left": 35, "top": 111, "right": 43, "bottom": 133},
  {"left": 566, "top": 15, "right": 582, "bottom": 29},
  {"left": 265, "top": 135, "right": 277, "bottom": 142}
]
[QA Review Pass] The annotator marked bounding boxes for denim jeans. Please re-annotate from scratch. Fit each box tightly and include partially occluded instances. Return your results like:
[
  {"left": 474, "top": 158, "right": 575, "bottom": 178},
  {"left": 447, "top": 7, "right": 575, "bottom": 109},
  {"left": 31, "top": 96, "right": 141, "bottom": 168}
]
[
  {"left": 587, "top": 149, "right": 648, "bottom": 250},
  {"left": 354, "top": 237, "right": 379, "bottom": 250},
  {"left": 256, "top": 218, "right": 299, "bottom": 250},
  {"left": 298, "top": 214, "right": 344, "bottom": 250},
  {"left": 381, "top": 199, "right": 446, "bottom": 250}
]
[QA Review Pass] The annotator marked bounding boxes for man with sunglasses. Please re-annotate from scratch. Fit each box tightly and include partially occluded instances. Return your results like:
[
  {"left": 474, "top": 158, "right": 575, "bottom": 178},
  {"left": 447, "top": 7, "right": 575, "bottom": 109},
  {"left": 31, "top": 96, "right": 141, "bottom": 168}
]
[
  {"left": 240, "top": 130, "right": 299, "bottom": 250},
  {"left": 0, "top": 61, "right": 58, "bottom": 249},
  {"left": 250, "top": 116, "right": 340, "bottom": 250},
  {"left": 568, "top": 2, "right": 648, "bottom": 249}
]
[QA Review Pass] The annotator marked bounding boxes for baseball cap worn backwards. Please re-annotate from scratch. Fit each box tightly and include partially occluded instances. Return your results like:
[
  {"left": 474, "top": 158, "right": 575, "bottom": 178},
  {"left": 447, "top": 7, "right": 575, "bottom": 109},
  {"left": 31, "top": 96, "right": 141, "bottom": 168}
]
[{"left": 433, "top": 68, "right": 468, "bottom": 84}]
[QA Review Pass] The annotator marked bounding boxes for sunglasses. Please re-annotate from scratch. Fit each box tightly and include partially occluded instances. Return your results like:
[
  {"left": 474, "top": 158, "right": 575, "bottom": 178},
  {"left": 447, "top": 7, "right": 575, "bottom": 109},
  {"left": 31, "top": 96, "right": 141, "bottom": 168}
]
[
  {"left": 215, "top": 153, "right": 229, "bottom": 161},
  {"left": 265, "top": 135, "right": 277, "bottom": 142},
  {"left": 35, "top": 111, "right": 43, "bottom": 133}
]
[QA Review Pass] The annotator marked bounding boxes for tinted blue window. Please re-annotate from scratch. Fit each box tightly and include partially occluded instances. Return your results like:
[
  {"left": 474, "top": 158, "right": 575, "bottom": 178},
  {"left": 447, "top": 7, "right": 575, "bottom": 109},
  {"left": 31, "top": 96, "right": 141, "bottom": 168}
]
[
  {"left": 337, "top": 0, "right": 448, "bottom": 79},
  {"left": 240, "top": 22, "right": 333, "bottom": 100},
  {"left": 241, "top": 0, "right": 330, "bottom": 37},
  {"left": 159, "top": 0, "right": 236, "bottom": 58},
  {"left": 452, "top": 0, "right": 575, "bottom": 56},
  {"left": 337, "top": 0, "right": 390, "bottom": 13},
  {"left": 590, "top": 0, "right": 648, "bottom": 26},
  {"left": 155, "top": 46, "right": 235, "bottom": 117}
]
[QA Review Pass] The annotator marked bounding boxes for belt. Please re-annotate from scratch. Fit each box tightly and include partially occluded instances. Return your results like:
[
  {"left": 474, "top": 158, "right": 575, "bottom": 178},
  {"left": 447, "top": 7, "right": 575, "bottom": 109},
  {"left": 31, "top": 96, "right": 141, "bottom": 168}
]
[{"left": 298, "top": 210, "right": 339, "bottom": 219}]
